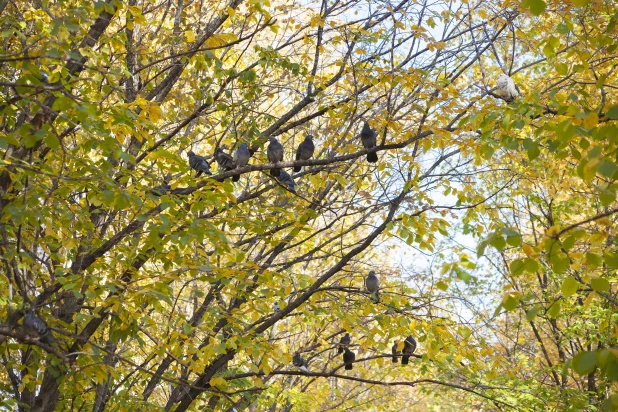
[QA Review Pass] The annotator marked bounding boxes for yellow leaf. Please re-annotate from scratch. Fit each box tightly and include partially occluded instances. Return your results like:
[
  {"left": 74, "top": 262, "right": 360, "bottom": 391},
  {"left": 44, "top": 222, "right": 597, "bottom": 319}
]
[
  {"left": 185, "top": 30, "right": 196, "bottom": 43},
  {"left": 209, "top": 377, "right": 226, "bottom": 386},
  {"left": 547, "top": 226, "right": 560, "bottom": 236},
  {"left": 522, "top": 244, "right": 535, "bottom": 257}
]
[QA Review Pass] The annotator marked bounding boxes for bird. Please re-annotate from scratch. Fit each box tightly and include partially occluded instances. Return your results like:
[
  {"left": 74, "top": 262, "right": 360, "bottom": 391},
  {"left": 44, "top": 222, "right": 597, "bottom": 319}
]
[
  {"left": 392, "top": 341, "right": 400, "bottom": 363},
  {"left": 234, "top": 142, "right": 251, "bottom": 172},
  {"left": 337, "top": 333, "right": 351, "bottom": 354},
  {"left": 277, "top": 170, "right": 296, "bottom": 193},
  {"left": 267, "top": 136, "right": 284, "bottom": 178},
  {"left": 293, "top": 353, "right": 309, "bottom": 373},
  {"left": 365, "top": 270, "right": 379, "bottom": 303},
  {"left": 401, "top": 335, "right": 417, "bottom": 365},
  {"left": 273, "top": 302, "right": 281, "bottom": 312},
  {"left": 294, "top": 135, "right": 315, "bottom": 172},
  {"left": 150, "top": 173, "right": 172, "bottom": 196},
  {"left": 343, "top": 348, "right": 355, "bottom": 370},
  {"left": 187, "top": 150, "right": 212, "bottom": 177},
  {"left": 23, "top": 310, "right": 55, "bottom": 345},
  {"left": 360, "top": 121, "right": 378, "bottom": 163},
  {"left": 496, "top": 74, "right": 517, "bottom": 102},
  {"left": 214, "top": 147, "right": 238, "bottom": 181}
]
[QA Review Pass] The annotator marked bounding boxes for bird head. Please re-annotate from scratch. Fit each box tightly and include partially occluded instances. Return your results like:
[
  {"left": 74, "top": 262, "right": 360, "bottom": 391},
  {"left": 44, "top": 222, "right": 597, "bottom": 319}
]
[
  {"left": 362, "top": 121, "right": 371, "bottom": 133},
  {"left": 268, "top": 136, "right": 277, "bottom": 143},
  {"left": 368, "top": 270, "right": 375, "bottom": 277},
  {"left": 187, "top": 150, "right": 195, "bottom": 157},
  {"left": 305, "top": 135, "right": 314, "bottom": 141},
  {"left": 239, "top": 142, "right": 248, "bottom": 149}
]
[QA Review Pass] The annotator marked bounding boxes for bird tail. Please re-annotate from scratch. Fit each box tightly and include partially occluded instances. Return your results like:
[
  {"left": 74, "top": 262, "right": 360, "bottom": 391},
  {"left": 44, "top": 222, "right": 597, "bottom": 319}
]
[
  {"left": 293, "top": 166, "right": 302, "bottom": 172},
  {"left": 270, "top": 168, "right": 281, "bottom": 178},
  {"left": 345, "top": 364, "right": 353, "bottom": 370},
  {"left": 371, "top": 291, "right": 379, "bottom": 304},
  {"left": 367, "top": 152, "right": 378, "bottom": 163},
  {"left": 233, "top": 174, "right": 240, "bottom": 182},
  {"left": 392, "top": 357, "right": 398, "bottom": 364},
  {"left": 402, "top": 356, "right": 409, "bottom": 365}
]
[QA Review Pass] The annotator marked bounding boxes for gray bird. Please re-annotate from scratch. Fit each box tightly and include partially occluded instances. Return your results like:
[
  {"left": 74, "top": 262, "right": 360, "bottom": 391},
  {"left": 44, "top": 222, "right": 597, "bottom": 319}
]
[
  {"left": 293, "top": 353, "right": 309, "bottom": 373},
  {"left": 214, "top": 147, "right": 238, "bottom": 182},
  {"left": 365, "top": 270, "right": 379, "bottom": 303},
  {"left": 343, "top": 348, "right": 355, "bottom": 370},
  {"left": 401, "top": 335, "right": 417, "bottom": 365},
  {"left": 150, "top": 173, "right": 172, "bottom": 196},
  {"left": 234, "top": 142, "right": 251, "bottom": 170},
  {"left": 267, "top": 136, "right": 284, "bottom": 178},
  {"left": 23, "top": 311, "right": 55, "bottom": 345},
  {"left": 337, "top": 332, "right": 351, "bottom": 354},
  {"left": 392, "top": 341, "right": 400, "bottom": 363},
  {"left": 187, "top": 150, "right": 212, "bottom": 177},
  {"left": 294, "top": 135, "right": 315, "bottom": 172},
  {"left": 273, "top": 302, "right": 281, "bottom": 312},
  {"left": 360, "top": 121, "right": 378, "bottom": 163},
  {"left": 277, "top": 170, "right": 296, "bottom": 193}
]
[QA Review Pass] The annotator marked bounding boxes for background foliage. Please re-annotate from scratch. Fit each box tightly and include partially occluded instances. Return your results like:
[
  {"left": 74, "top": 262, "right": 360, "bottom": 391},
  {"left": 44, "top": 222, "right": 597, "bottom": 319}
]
[{"left": 0, "top": 0, "right": 617, "bottom": 410}]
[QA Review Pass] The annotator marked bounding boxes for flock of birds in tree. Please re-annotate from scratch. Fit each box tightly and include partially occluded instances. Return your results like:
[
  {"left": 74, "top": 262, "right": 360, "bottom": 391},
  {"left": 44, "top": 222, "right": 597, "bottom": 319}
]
[
  {"left": 18, "top": 74, "right": 518, "bottom": 373},
  {"left": 183, "top": 120, "right": 378, "bottom": 196},
  {"left": 289, "top": 270, "right": 417, "bottom": 373}
]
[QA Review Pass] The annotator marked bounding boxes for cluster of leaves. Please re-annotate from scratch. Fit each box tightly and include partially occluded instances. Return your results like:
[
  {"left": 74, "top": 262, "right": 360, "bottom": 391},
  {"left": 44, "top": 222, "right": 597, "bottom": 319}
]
[{"left": 0, "top": 0, "right": 616, "bottom": 410}]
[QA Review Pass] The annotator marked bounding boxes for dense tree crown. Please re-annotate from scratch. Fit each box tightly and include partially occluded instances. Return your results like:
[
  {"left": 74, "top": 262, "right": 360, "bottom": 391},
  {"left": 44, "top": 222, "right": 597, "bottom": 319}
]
[{"left": 0, "top": 0, "right": 617, "bottom": 410}]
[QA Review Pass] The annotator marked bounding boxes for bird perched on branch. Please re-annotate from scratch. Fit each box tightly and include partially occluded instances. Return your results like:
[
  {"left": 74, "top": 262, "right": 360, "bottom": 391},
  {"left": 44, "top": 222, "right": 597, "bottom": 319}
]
[
  {"left": 23, "top": 310, "right": 55, "bottom": 345},
  {"left": 277, "top": 170, "right": 296, "bottom": 193},
  {"left": 343, "top": 348, "right": 355, "bottom": 370},
  {"left": 293, "top": 353, "right": 309, "bottom": 373},
  {"left": 496, "top": 74, "right": 517, "bottom": 102},
  {"left": 267, "top": 136, "right": 284, "bottom": 178},
  {"left": 187, "top": 150, "right": 212, "bottom": 177},
  {"left": 392, "top": 341, "right": 401, "bottom": 363},
  {"left": 214, "top": 147, "right": 238, "bottom": 181},
  {"left": 360, "top": 121, "right": 378, "bottom": 163},
  {"left": 234, "top": 142, "right": 250, "bottom": 171},
  {"left": 402, "top": 335, "right": 417, "bottom": 365},
  {"left": 365, "top": 270, "right": 379, "bottom": 303},
  {"left": 337, "top": 333, "right": 351, "bottom": 354},
  {"left": 294, "top": 135, "right": 315, "bottom": 172}
]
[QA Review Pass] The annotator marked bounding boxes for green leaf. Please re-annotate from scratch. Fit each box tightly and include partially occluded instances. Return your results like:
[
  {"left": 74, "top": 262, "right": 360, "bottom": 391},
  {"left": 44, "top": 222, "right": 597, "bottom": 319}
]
[
  {"left": 45, "top": 134, "right": 60, "bottom": 149},
  {"left": 526, "top": 306, "right": 539, "bottom": 321},
  {"left": 606, "top": 106, "right": 618, "bottom": 119},
  {"left": 591, "top": 277, "right": 610, "bottom": 292},
  {"left": 569, "top": 0, "right": 589, "bottom": 6},
  {"left": 436, "top": 281, "right": 448, "bottom": 291},
  {"left": 527, "top": 0, "right": 545, "bottom": 15},
  {"left": 524, "top": 258, "right": 539, "bottom": 273},
  {"left": 503, "top": 294, "right": 519, "bottom": 311},
  {"left": 573, "top": 350, "right": 597, "bottom": 375},
  {"left": 561, "top": 276, "right": 579, "bottom": 297},
  {"left": 598, "top": 160, "right": 618, "bottom": 178},
  {"left": 510, "top": 259, "right": 525, "bottom": 276},
  {"left": 547, "top": 300, "right": 561, "bottom": 318},
  {"left": 586, "top": 252, "right": 603, "bottom": 266},
  {"left": 604, "top": 252, "right": 618, "bottom": 268}
]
